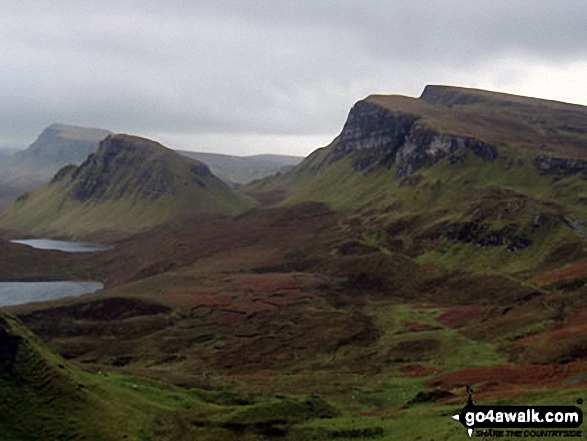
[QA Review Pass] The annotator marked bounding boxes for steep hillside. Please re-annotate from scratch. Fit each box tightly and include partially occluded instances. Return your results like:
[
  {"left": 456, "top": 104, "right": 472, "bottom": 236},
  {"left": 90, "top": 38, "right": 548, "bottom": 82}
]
[
  {"left": 177, "top": 150, "right": 302, "bottom": 185},
  {"left": 0, "top": 123, "right": 111, "bottom": 210},
  {"left": 0, "top": 308, "right": 128, "bottom": 440},
  {"left": 2, "top": 306, "right": 327, "bottom": 441},
  {"left": 298, "top": 85, "right": 587, "bottom": 178},
  {"left": 246, "top": 86, "right": 587, "bottom": 275},
  {"left": 10, "top": 200, "right": 587, "bottom": 440},
  {"left": 0, "top": 134, "right": 253, "bottom": 239}
]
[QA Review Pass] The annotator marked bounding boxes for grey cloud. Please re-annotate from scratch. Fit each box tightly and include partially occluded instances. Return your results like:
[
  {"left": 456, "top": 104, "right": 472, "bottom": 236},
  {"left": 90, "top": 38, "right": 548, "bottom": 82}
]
[{"left": 1, "top": 0, "right": 587, "bottom": 154}]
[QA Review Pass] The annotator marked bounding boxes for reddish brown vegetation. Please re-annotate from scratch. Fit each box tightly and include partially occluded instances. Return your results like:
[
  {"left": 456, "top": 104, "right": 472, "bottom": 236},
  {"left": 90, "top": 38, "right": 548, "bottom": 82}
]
[
  {"left": 398, "top": 364, "right": 440, "bottom": 377},
  {"left": 158, "top": 273, "right": 315, "bottom": 316},
  {"left": 428, "top": 363, "right": 587, "bottom": 393},
  {"left": 546, "top": 325, "right": 587, "bottom": 342},
  {"left": 531, "top": 259, "right": 587, "bottom": 285},
  {"left": 232, "top": 273, "right": 302, "bottom": 293},
  {"left": 437, "top": 306, "right": 491, "bottom": 328},
  {"left": 94, "top": 202, "right": 339, "bottom": 287}
]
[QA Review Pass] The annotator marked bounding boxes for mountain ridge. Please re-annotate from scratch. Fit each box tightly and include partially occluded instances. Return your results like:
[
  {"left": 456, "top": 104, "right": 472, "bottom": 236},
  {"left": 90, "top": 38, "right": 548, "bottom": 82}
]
[
  {"left": 262, "top": 84, "right": 587, "bottom": 187},
  {"left": 364, "top": 85, "right": 587, "bottom": 160},
  {"left": 0, "top": 134, "right": 253, "bottom": 239},
  {"left": 420, "top": 84, "right": 587, "bottom": 110},
  {"left": 244, "top": 85, "right": 587, "bottom": 276}
]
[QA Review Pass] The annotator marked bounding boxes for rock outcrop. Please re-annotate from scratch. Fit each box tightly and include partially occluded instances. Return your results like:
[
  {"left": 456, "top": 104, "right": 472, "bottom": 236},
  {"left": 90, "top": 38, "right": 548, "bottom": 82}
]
[
  {"left": 69, "top": 134, "right": 212, "bottom": 202},
  {"left": 534, "top": 155, "right": 587, "bottom": 177},
  {"left": 445, "top": 221, "right": 532, "bottom": 252},
  {"left": 322, "top": 100, "right": 498, "bottom": 177},
  {"left": 324, "top": 101, "right": 418, "bottom": 171},
  {"left": 395, "top": 125, "right": 497, "bottom": 177}
]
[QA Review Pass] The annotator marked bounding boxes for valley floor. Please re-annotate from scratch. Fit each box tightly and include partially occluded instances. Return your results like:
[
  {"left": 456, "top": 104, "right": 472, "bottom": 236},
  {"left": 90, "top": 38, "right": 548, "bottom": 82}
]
[{"left": 2, "top": 203, "right": 587, "bottom": 440}]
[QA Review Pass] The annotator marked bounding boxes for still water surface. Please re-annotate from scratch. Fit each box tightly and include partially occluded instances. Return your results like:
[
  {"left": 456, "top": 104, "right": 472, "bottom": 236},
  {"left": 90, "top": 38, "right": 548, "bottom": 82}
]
[
  {"left": 0, "top": 281, "right": 104, "bottom": 306},
  {"left": 10, "top": 238, "right": 108, "bottom": 252},
  {"left": 3, "top": 239, "right": 106, "bottom": 306}
]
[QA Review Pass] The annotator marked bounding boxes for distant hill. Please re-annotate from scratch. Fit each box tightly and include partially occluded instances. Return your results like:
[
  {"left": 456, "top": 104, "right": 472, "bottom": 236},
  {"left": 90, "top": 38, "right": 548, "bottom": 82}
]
[
  {"left": 0, "top": 123, "right": 111, "bottom": 210},
  {"left": 0, "top": 183, "right": 21, "bottom": 214},
  {"left": 0, "top": 124, "right": 303, "bottom": 210},
  {"left": 12, "top": 123, "right": 111, "bottom": 168},
  {"left": 177, "top": 150, "right": 303, "bottom": 185},
  {"left": 0, "top": 148, "right": 20, "bottom": 158},
  {"left": 0, "top": 134, "right": 253, "bottom": 239}
]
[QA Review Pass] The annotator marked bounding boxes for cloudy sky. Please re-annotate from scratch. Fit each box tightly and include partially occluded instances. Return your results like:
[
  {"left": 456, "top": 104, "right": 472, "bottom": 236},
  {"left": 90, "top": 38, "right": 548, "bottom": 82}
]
[{"left": 2, "top": 0, "right": 587, "bottom": 156}]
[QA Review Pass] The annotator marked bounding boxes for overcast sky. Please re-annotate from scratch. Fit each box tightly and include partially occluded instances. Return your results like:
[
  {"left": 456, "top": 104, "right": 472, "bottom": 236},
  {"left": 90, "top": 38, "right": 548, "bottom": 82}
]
[{"left": 2, "top": 0, "right": 587, "bottom": 156}]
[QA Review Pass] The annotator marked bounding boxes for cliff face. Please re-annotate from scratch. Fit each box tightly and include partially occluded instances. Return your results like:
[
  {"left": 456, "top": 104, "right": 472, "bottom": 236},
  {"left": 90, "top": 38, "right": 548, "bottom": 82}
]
[
  {"left": 322, "top": 100, "right": 498, "bottom": 177},
  {"left": 324, "top": 101, "right": 418, "bottom": 172},
  {"left": 316, "top": 84, "right": 587, "bottom": 180},
  {"left": 67, "top": 134, "right": 212, "bottom": 202},
  {"left": 394, "top": 125, "right": 497, "bottom": 177}
]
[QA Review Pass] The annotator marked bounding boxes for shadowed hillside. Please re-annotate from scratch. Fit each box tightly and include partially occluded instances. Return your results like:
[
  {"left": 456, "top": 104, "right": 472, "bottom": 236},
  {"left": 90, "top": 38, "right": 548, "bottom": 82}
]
[{"left": 0, "top": 309, "right": 130, "bottom": 440}]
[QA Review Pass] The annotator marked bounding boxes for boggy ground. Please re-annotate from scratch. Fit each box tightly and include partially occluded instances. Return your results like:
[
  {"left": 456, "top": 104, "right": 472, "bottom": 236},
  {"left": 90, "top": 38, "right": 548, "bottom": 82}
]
[{"left": 4, "top": 202, "right": 587, "bottom": 440}]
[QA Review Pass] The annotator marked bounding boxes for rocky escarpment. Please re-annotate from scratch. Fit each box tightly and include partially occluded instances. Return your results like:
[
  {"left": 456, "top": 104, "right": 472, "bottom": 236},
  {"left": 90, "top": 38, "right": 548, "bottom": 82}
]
[
  {"left": 535, "top": 155, "right": 587, "bottom": 177},
  {"left": 322, "top": 100, "right": 498, "bottom": 177},
  {"left": 324, "top": 101, "right": 419, "bottom": 171},
  {"left": 394, "top": 124, "right": 497, "bottom": 177},
  {"left": 68, "top": 134, "right": 212, "bottom": 202},
  {"left": 445, "top": 221, "right": 532, "bottom": 252}
]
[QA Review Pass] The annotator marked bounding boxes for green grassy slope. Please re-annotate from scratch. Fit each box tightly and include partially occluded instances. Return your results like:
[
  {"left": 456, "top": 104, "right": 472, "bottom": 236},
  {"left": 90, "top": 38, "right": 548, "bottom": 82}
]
[
  {"left": 245, "top": 87, "right": 587, "bottom": 276},
  {"left": 0, "top": 309, "right": 142, "bottom": 440},
  {"left": 0, "top": 307, "right": 369, "bottom": 441},
  {"left": 0, "top": 134, "right": 253, "bottom": 239},
  {"left": 10, "top": 246, "right": 587, "bottom": 440},
  {"left": 247, "top": 151, "right": 587, "bottom": 279}
]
